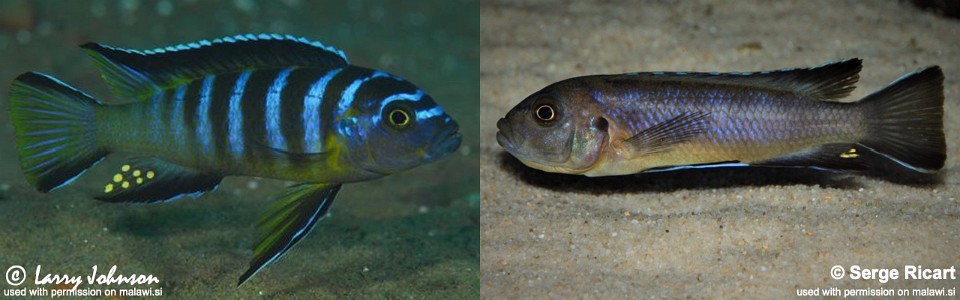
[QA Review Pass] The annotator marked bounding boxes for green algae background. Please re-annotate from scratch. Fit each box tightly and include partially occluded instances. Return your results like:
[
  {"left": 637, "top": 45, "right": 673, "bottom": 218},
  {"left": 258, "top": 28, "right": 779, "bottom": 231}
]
[{"left": 0, "top": 0, "right": 479, "bottom": 298}]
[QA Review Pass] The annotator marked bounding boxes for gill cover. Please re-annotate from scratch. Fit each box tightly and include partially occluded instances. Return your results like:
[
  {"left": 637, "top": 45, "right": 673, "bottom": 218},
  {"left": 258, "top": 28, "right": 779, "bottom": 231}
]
[
  {"left": 337, "top": 76, "right": 460, "bottom": 175},
  {"left": 497, "top": 84, "right": 609, "bottom": 174}
]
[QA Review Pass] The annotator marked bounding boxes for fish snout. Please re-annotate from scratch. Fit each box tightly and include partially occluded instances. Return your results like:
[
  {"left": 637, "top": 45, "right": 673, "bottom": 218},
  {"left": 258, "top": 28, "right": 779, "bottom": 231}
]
[
  {"left": 496, "top": 118, "right": 518, "bottom": 151},
  {"left": 428, "top": 121, "right": 461, "bottom": 160}
]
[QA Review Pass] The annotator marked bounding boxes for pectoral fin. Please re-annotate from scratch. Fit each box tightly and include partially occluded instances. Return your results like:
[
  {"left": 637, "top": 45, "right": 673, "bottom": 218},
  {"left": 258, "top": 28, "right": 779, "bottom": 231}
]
[
  {"left": 237, "top": 183, "right": 342, "bottom": 286},
  {"left": 252, "top": 139, "right": 331, "bottom": 157},
  {"left": 625, "top": 111, "right": 709, "bottom": 156},
  {"left": 94, "top": 157, "right": 222, "bottom": 203}
]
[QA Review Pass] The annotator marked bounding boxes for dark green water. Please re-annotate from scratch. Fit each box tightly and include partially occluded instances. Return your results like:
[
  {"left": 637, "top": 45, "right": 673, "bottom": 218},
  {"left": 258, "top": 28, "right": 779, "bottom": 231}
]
[{"left": 0, "top": 0, "right": 479, "bottom": 298}]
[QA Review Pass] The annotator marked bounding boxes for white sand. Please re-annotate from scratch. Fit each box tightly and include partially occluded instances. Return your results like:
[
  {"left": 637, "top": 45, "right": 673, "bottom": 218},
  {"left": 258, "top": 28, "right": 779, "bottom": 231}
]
[{"left": 481, "top": 0, "right": 960, "bottom": 298}]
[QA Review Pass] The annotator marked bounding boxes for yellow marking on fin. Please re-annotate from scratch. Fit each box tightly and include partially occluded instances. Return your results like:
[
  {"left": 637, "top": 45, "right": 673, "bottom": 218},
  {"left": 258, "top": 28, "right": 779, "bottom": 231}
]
[
  {"left": 122, "top": 165, "right": 131, "bottom": 172},
  {"left": 113, "top": 174, "right": 123, "bottom": 183},
  {"left": 133, "top": 170, "right": 141, "bottom": 177},
  {"left": 136, "top": 178, "right": 143, "bottom": 184},
  {"left": 121, "top": 181, "right": 130, "bottom": 189},
  {"left": 840, "top": 148, "right": 859, "bottom": 159},
  {"left": 146, "top": 171, "right": 155, "bottom": 179},
  {"left": 104, "top": 184, "right": 114, "bottom": 193}
]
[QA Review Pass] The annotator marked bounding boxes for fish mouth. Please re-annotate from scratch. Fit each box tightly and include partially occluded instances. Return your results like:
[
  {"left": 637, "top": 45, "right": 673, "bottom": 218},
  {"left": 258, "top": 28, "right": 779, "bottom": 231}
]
[
  {"left": 496, "top": 117, "right": 588, "bottom": 174},
  {"left": 426, "top": 125, "right": 461, "bottom": 161},
  {"left": 495, "top": 118, "right": 518, "bottom": 152}
]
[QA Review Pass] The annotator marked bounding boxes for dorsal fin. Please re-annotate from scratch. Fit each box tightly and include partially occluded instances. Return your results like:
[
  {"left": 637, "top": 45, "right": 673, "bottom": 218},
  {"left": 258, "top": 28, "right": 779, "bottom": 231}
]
[
  {"left": 82, "top": 33, "right": 350, "bottom": 99},
  {"left": 621, "top": 58, "right": 862, "bottom": 101}
]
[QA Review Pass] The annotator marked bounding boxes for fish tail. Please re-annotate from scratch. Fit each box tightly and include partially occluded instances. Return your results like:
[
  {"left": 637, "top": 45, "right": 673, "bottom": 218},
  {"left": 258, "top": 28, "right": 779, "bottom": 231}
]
[
  {"left": 858, "top": 66, "right": 945, "bottom": 173},
  {"left": 8, "top": 72, "right": 109, "bottom": 192}
]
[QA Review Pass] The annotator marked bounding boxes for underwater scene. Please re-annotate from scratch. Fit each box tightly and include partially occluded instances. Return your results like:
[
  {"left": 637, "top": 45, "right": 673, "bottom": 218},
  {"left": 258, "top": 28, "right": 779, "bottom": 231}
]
[
  {"left": 480, "top": 0, "right": 958, "bottom": 299},
  {"left": 0, "top": 0, "right": 478, "bottom": 298}
]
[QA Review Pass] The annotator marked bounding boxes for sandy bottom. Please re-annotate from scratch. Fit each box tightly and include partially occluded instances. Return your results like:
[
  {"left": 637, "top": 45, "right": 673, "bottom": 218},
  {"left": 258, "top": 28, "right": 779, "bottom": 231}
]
[
  {"left": 481, "top": 0, "right": 959, "bottom": 298},
  {"left": 0, "top": 0, "right": 479, "bottom": 298}
]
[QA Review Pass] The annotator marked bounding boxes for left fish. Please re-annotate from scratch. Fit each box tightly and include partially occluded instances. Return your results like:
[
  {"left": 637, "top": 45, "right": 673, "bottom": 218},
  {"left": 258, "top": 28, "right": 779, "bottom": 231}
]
[{"left": 7, "top": 34, "right": 461, "bottom": 286}]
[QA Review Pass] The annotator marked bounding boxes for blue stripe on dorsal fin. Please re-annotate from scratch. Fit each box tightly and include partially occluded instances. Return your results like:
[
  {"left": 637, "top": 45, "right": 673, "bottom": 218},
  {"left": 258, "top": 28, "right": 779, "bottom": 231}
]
[
  {"left": 619, "top": 58, "right": 863, "bottom": 101},
  {"left": 81, "top": 34, "right": 349, "bottom": 100}
]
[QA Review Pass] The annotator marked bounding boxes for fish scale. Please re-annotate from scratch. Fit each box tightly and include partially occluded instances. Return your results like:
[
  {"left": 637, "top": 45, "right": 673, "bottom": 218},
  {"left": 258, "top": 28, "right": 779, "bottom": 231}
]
[{"left": 606, "top": 83, "right": 856, "bottom": 160}]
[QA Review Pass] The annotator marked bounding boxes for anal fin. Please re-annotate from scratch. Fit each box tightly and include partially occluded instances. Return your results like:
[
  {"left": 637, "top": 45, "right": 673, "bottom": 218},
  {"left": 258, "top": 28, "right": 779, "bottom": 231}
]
[
  {"left": 238, "top": 183, "right": 342, "bottom": 286},
  {"left": 753, "top": 143, "right": 868, "bottom": 172},
  {"left": 94, "top": 157, "right": 222, "bottom": 203}
]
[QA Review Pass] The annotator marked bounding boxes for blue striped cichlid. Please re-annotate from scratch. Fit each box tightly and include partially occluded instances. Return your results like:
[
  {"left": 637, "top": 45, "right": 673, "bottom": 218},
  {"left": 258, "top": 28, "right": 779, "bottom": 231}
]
[
  {"left": 497, "top": 59, "right": 944, "bottom": 177},
  {"left": 8, "top": 34, "right": 461, "bottom": 285}
]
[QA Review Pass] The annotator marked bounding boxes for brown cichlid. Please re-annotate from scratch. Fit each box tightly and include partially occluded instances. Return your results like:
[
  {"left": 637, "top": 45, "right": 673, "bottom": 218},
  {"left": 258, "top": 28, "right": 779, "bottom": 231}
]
[{"left": 496, "top": 59, "right": 946, "bottom": 177}]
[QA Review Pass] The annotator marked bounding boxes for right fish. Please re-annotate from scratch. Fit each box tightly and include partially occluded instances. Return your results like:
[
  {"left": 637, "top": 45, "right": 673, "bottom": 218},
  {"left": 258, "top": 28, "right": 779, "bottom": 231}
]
[{"left": 496, "top": 59, "right": 946, "bottom": 177}]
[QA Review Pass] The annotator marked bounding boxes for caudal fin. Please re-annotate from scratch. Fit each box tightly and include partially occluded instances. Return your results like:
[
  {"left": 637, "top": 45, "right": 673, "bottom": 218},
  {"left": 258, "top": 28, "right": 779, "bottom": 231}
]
[
  {"left": 8, "top": 72, "right": 108, "bottom": 192},
  {"left": 858, "top": 66, "right": 945, "bottom": 173}
]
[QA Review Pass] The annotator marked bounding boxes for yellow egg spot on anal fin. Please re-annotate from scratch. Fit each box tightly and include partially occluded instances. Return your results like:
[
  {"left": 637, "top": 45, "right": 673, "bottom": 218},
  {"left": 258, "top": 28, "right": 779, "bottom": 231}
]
[
  {"left": 839, "top": 147, "right": 860, "bottom": 159},
  {"left": 104, "top": 184, "right": 114, "bottom": 193},
  {"left": 136, "top": 178, "right": 143, "bottom": 184},
  {"left": 113, "top": 174, "right": 123, "bottom": 183},
  {"left": 122, "top": 181, "right": 130, "bottom": 189},
  {"left": 121, "top": 165, "right": 131, "bottom": 172},
  {"left": 133, "top": 170, "right": 141, "bottom": 177},
  {"left": 146, "top": 171, "right": 155, "bottom": 179}
]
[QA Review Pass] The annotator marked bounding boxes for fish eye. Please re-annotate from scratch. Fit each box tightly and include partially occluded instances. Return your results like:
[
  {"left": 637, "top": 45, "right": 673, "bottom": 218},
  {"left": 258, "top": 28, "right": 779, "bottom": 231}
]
[
  {"left": 388, "top": 109, "right": 411, "bottom": 128},
  {"left": 535, "top": 104, "right": 556, "bottom": 122}
]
